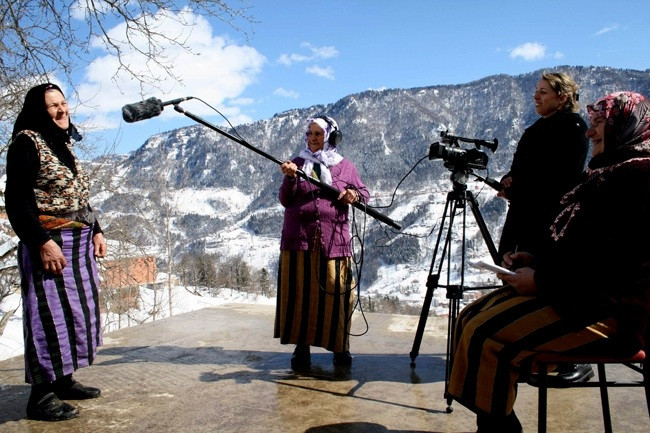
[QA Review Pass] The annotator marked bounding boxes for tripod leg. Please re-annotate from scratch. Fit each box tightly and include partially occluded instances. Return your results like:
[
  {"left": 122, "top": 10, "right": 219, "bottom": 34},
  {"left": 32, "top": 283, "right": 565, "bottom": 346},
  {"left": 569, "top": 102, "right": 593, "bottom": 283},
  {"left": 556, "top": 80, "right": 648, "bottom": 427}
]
[
  {"left": 410, "top": 274, "right": 439, "bottom": 367},
  {"left": 410, "top": 192, "right": 456, "bottom": 367},
  {"left": 444, "top": 297, "right": 462, "bottom": 413},
  {"left": 441, "top": 189, "right": 471, "bottom": 414},
  {"left": 441, "top": 190, "right": 498, "bottom": 413},
  {"left": 410, "top": 182, "right": 500, "bottom": 413}
]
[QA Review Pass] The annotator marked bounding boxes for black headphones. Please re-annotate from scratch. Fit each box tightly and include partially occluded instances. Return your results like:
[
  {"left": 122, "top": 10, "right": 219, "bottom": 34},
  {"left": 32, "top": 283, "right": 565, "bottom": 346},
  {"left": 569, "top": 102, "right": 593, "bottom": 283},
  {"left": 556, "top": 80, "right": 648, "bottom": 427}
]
[{"left": 315, "top": 115, "right": 343, "bottom": 146}]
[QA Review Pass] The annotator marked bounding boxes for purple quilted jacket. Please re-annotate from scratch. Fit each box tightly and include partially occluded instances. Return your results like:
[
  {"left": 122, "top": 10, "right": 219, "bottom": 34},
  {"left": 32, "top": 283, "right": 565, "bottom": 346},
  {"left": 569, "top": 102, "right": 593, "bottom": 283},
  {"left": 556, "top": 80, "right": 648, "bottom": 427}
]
[{"left": 279, "top": 157, "right": 370, "bottom": 258}]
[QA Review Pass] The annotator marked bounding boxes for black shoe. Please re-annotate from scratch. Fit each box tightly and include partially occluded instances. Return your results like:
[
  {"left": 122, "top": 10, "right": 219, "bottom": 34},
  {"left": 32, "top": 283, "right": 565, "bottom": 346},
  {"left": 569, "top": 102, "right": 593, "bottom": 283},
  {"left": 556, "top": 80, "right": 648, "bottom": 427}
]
[
  {"left": 333, "top": 351, "right": 352, "bottom": 366},
  {"left": 26, "top": 392, "right": 79, "bottom": 421},
  {"left": 291, "top": 343, "right": 310, "bottom": 370},
  {"left": 556, "top": 363, "right": 594, "bottom": 383},
  {"left": 55, "top": 380, "right": 101, "bottom": 400},
  {"left": 476, "top": 411, "right": 522, "bottom": 433},
  {"left": 527, "top": 363, "right": 594, "bottom": 387}
]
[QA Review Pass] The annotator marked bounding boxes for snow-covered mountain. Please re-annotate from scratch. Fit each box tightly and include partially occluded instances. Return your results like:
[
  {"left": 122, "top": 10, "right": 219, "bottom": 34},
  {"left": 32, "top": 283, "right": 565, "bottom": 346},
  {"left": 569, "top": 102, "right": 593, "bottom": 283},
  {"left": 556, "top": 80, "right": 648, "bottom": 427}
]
[
  {"left": 3, "top": 66, "right": 648, "bottom": 362},
  {"left": 64, "top": 66, "right": 650, "bottom": 309}
]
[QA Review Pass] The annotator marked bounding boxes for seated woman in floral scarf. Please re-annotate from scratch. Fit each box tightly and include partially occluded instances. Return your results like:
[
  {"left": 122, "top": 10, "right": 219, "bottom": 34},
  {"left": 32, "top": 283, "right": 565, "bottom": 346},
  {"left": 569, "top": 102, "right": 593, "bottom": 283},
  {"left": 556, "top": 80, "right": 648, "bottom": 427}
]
[{"left": 447, "top": 91, "right": 650, "bottom": 432}]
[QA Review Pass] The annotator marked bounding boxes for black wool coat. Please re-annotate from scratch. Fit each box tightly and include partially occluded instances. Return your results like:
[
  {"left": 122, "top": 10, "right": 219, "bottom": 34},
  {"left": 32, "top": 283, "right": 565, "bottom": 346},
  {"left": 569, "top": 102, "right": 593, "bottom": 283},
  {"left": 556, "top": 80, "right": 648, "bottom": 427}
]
[{"left": 498, "top": 109, "right": 589, "bottom": 257}]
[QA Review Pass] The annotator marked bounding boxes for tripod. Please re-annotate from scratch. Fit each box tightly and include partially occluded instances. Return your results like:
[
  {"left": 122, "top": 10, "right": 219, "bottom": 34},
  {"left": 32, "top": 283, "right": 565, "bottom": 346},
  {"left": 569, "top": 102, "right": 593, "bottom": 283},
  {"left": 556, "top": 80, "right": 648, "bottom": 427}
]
[{"left": 409, "top": 169, "right": 500, "bottom": 413}]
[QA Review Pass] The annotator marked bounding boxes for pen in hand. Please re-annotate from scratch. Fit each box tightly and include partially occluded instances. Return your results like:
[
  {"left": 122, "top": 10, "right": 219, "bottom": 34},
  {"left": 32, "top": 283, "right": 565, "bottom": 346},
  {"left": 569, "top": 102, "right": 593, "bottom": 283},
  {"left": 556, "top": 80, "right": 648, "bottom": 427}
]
[{"left": 504, "top": 245, "right": 518, "bottom": 270}]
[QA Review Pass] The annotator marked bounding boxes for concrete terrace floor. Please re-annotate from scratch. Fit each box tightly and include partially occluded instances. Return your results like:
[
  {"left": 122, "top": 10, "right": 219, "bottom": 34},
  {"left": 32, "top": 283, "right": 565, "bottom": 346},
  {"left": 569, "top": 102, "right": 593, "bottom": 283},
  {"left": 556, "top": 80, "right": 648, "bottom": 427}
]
[{"left": 0, "top": 303, "right": 648, "bottom": 433}]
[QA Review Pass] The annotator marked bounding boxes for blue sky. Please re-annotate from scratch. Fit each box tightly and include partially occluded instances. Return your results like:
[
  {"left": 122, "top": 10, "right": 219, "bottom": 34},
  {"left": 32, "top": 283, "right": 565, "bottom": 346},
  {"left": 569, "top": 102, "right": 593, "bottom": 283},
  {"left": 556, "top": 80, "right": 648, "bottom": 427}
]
[{"left": 67, "top": 0, "right": 650, "bottom": 156}]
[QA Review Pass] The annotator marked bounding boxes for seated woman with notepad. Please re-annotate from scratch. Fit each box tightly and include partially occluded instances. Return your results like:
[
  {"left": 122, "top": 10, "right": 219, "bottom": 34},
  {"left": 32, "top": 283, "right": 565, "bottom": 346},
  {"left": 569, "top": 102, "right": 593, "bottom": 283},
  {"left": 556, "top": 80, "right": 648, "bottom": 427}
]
[{"left": 446, "top": 91, "right": 650, "bottom": 432}]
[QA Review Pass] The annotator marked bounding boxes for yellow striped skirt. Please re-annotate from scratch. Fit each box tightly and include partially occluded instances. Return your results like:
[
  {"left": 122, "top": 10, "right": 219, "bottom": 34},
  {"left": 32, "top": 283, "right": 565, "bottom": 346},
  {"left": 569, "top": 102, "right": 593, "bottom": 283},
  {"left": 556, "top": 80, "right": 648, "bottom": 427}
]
[
  {"left": 447, "top": 286, "right": 617, "bottom": 416},
  {"left": 274, "top": 250, "right": 355, "bottom": 353}
]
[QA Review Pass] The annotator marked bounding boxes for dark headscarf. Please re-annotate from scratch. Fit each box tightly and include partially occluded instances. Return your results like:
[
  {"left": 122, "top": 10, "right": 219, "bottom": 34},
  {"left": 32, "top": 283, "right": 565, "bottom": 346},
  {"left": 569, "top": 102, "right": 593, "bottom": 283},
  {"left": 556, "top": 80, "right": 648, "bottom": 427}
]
[
  {"left": 11, "top": 83, "right": 82, "bottom": 144},
  {"left": 587, "top": 91, "right": 650, "bottom": 169}
]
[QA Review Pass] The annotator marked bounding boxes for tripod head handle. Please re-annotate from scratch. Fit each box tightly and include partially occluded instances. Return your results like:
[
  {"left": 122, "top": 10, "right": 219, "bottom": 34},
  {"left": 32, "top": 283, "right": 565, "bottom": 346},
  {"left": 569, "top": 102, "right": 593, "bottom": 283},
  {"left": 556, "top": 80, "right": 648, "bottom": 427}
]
[
  {"left": 441, "top": 130, "right": 498, "bottom": 153},
  {"left": 471, "top": 173, "right": 503, "bottom": 191}
]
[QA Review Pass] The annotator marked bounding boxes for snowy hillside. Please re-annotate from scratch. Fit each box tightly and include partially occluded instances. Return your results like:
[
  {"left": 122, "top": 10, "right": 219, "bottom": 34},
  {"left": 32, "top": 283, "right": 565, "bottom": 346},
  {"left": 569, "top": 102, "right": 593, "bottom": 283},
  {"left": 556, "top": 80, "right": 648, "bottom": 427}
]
[{"left": 2, "top": 65, "right": 649, "bottom": 361}]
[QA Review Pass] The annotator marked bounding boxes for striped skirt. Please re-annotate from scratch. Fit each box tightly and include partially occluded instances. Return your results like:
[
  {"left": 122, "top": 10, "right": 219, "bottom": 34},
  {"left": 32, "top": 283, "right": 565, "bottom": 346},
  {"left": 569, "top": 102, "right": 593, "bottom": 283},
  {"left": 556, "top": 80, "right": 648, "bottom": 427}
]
[
  {"left": 447, "top": 287, "right": 617, "bottom": 416},
  {"left": 18, "top": 226, "right": 103, "bottom": 385},
  {"left": 274, "top": 250, "right": 355, "bottom": 353}
]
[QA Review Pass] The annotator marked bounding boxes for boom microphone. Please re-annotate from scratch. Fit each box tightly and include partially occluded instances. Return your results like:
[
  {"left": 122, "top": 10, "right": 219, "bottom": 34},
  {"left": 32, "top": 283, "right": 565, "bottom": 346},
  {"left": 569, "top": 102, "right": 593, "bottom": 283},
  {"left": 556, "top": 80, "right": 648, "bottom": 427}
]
[{"left": 122, "top": 96, "right": 193, "bottom": 123}]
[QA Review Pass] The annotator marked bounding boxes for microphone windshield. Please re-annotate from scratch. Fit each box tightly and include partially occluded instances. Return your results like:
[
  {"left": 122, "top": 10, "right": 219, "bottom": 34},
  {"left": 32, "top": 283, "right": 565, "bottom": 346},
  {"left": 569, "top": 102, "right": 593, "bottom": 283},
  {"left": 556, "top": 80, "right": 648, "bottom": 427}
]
[{"left": 122, "top": 97, "right": 163, "bottom": 123}]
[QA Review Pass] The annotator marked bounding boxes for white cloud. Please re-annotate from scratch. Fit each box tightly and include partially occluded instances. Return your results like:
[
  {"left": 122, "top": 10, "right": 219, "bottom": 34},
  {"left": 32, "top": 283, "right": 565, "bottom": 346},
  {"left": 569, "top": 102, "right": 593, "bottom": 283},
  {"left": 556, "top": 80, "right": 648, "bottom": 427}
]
[
  {"left": 276, "top": 42, "right": 337, "bottom": 82},
  {"left": 278, "top": 53, "right": 310, "bottom": 65},
  {"left": 277, "top": 42, "right": 338, "bottom": 66},
  {"left": 230, "top": 97, "right": 255, "bottom": 106},
  {"left": 509, "top": 42, "right": 546, "bottom": 61},
  {"left": 595, "top": 24, "right": 620, "bottom": 36},
  {"left": 273, "top": 88, "right": 299, "bottom": 99},
  {"left": 75, "top": 8, "right": 266, "bottom": 130},
  {"left": 303, "top": 43, "right": 338, "bottom": 59},
  {"left": 305, "top": 65, "right": 335, "bottom": 80}
]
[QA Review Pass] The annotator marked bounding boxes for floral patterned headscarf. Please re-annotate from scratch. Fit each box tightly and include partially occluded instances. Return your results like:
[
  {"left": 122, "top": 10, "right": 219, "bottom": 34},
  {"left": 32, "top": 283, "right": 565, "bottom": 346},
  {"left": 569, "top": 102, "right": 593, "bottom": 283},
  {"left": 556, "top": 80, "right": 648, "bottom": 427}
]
[
  {"left": 586, "top": 91, "right": 650, "bottom": 168},
  {"left": 551, "top": 92, "right": 650, "bottom": 240}
]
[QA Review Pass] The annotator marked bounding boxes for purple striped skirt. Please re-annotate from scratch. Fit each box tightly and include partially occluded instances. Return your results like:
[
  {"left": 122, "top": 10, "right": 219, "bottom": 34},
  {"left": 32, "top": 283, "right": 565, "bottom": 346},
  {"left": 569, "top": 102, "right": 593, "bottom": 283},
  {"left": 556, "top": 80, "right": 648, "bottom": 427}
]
[{"left": 18, "top": 226, "right": 103, "bottom": 384}]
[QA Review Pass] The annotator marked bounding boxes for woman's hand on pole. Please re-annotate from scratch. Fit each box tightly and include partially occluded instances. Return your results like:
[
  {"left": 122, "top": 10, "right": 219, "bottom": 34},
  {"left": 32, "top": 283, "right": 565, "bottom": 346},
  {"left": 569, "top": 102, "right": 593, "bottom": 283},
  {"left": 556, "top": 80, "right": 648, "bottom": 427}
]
[
  {"left": 338, "top": 188, "right": 360, "bottom": 205},
  {"left": 281, "top": 161, "right": 298, "bottom": 178},
  {"left": 497, "top": 176, "right": 513, "bottom": 198}
]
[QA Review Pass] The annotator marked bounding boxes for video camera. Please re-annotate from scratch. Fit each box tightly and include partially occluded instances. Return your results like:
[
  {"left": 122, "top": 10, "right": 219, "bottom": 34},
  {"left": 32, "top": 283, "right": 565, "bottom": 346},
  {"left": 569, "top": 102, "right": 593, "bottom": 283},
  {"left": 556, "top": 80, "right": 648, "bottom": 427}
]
[{"left": 429, "top": 130, "right": 498, "bottom": 171}]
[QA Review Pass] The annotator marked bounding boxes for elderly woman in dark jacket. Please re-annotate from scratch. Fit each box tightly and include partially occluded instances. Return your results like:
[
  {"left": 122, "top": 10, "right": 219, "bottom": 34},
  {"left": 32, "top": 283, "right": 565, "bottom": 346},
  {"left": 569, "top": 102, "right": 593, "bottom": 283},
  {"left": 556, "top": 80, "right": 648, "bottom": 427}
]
[
  {"left": 447, "top": 91, "right": 650, "bottom": 432},
  {"left": 5, "top": 83, "right": 106, "bottom": 421},
  {"left": 274, "top": 116, "right": 369, "bottom": 369}
]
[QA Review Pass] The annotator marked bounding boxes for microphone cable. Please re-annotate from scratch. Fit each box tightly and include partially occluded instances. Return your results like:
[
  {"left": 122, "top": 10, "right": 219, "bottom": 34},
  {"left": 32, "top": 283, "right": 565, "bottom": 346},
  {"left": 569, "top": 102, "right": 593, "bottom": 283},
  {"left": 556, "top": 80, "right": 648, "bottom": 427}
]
[
  {"left": 368, "top": 153, "right": 498, "bottom": 240},
  {"left": 295, "top": 163, "right": 371, "bottom": 338},
  {"left": 346, "top": 198, "right": 371, "bottom": 337}
]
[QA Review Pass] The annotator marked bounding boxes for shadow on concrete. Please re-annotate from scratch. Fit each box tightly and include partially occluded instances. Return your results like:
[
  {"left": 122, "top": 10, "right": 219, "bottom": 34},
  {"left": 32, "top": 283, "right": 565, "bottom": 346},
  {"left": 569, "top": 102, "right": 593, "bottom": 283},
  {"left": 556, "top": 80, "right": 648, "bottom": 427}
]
[
  {"left": 304, "top": 421, "right": 452, "bottom": 433},
  {"left": 95, "top": 345, "right": 448, "bottom": 415}
]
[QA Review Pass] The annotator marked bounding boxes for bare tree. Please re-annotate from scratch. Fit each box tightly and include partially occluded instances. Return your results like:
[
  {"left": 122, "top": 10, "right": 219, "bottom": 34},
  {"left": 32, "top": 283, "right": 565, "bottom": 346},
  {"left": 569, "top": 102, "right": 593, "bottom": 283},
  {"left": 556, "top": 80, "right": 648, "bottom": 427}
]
[
  {"left": 178, "top": 252, "right": 219, "bottom": 289},
  {"left": 97, "top": 140, "right": 192, "bottom": 319},
  {"left": 0, "top": 0, "right": 255, "bottom": 151},
  {"left": 216, "top": 254, "right": 253, "bottom": 293},
  {"left": 0, "top": 239, "right": 20, "bottom": 337},
  {"left": 257, "top": 267, "right": 273, "bottom": 297}
]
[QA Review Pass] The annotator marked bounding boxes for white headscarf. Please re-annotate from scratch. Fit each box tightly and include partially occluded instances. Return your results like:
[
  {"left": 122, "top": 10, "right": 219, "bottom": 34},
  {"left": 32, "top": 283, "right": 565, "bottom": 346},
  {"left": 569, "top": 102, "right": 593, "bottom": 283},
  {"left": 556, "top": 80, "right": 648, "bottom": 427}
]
[{"left": 298, "top": 117, "right": 343, "bottom": 185}]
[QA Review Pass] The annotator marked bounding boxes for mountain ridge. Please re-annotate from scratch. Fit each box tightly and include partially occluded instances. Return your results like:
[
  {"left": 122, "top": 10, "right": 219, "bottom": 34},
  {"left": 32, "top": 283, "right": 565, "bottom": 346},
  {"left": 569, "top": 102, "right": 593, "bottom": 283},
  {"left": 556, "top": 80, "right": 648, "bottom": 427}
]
[{"left": 65, "top": 65, "right": 650, "bottom": 300}]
